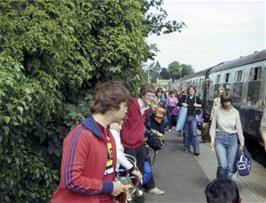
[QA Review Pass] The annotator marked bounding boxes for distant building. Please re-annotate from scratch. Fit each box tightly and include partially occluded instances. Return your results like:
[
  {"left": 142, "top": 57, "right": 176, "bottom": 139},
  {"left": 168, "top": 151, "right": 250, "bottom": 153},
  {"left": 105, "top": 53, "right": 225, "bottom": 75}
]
[{"left": 156, "top": 78, "right": 172, "bottom": 90}]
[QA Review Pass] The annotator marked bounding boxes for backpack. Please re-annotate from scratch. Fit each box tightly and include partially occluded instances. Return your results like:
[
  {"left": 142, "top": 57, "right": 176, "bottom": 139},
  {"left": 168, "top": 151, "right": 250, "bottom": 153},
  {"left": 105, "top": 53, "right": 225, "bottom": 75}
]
[
  {"left": 145, "top": 133, "right": 164, "bottom": 151},
  {"left": 237, "top": 152, "right": 251, "bottom": 176}
]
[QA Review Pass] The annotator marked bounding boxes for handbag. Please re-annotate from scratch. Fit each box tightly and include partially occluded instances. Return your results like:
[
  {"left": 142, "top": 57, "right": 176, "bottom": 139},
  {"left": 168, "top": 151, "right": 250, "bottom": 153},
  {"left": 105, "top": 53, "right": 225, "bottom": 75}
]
[
  {"left": 175, "top": 106, "right": 188, "bottom": 131},
  {"left": 237, "top": 152, "right": 251, "bottom": 176},
  {"left": 194, "top": 96, "right": 202, "bottom": 115}
]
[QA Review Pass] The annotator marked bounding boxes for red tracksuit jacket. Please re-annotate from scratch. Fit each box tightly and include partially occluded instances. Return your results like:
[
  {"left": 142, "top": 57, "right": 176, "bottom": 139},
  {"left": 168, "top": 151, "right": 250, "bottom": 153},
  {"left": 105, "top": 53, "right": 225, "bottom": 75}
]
[{"left": 51, "top": 116, "right": 116, "bottom": 203}]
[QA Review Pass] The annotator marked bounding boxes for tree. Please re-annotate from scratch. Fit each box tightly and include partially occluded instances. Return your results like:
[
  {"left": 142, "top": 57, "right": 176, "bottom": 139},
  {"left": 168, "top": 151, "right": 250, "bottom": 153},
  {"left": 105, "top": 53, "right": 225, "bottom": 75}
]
[
  {"left": 160, "top": 67, "right": 171, "bottom": 79},
  {"left": 168, "top": 61, "right": 181, "bottom": 80},
  {"left": 146, "top": 61, "right": 161, "bottom": 83},
  {"left": 181, "top": 64, "right": 194, "bottom": 77},
  {"left": 167, "top": 61, "right": 194, "bottom": 79}
]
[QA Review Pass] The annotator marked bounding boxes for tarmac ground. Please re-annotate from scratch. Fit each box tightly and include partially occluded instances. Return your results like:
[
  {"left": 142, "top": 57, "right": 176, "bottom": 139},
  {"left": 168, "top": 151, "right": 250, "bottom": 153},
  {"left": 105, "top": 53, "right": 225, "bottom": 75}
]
[{"left": 144, "top": 129, "right": 266, "bottom": 203}]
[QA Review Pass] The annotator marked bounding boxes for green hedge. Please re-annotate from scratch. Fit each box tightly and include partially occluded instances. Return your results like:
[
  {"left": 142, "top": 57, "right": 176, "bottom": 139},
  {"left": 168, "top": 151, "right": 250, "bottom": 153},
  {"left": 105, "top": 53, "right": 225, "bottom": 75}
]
[{"left": 0, "top": 0, "right": 184, "bottom": 202}]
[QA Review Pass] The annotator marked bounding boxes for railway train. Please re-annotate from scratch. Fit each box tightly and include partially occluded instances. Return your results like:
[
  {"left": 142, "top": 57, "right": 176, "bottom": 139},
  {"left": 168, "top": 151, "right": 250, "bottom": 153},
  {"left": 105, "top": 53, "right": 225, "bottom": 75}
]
[{"left": 172, "top": 50, "right": 266, "bottom": 153}]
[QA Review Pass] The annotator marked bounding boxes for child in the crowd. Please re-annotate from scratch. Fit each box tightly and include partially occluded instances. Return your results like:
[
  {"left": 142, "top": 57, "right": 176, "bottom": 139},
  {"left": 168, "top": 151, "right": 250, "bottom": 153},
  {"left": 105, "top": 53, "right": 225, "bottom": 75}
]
[
  {"left": 109, "top": 123, "right": 142, "bottom": 181},
  {"left": 170, "top": 107, "right": 179, "bottom": 128}
]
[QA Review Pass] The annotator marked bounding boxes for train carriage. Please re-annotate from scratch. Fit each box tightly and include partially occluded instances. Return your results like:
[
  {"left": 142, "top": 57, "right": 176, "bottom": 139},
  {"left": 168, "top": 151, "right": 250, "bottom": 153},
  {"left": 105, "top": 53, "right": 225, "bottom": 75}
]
[
  {"left": 206, "top": 50, "right": 266, "bottom": 141},
  {"left": 172, "top": 49, "right": 266, "bottom": 147}
]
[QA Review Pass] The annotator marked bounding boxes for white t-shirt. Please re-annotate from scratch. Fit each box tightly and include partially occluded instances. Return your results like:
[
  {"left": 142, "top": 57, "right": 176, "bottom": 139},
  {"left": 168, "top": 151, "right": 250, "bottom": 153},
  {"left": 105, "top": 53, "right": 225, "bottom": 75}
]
[
  {"left": 110, "top": 129, "right": 133, "bottom": 171},
  {"left": 209, "top": 107, "right": 245, "bottom": 145}
]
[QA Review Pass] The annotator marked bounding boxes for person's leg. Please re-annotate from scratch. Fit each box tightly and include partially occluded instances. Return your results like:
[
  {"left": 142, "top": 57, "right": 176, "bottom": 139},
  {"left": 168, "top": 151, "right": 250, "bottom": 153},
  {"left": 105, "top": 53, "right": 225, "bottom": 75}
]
[
  {"left": 215, "top": 133, "right": 228, "bottom": 179},
  {"left": 166, "top": 106, "right": 172, "bottom": 129},
  {"left": 190, "top": 116, "right": 200, "bottom": 154},
  {"left": 226, "top": 134, "right": 238, "bottom": 178},
  {"left": 134, "top": 145, "right": 146, "bottom": 174},
  {"left": 143, "top": 157, "right": 155, "bottom": 190},
  {"left": 183, "top": 118, "right": 190, "bottom": 151},
  {"left": 140, "top": 146, "right": 164, "bottom": 195}
]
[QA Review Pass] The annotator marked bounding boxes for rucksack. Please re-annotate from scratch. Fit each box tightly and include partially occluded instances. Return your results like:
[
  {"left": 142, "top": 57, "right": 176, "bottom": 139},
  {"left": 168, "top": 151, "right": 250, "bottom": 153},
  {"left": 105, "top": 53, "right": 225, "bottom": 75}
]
[{"left": 146, "top": 133, "right": 164, "bottom": 151}]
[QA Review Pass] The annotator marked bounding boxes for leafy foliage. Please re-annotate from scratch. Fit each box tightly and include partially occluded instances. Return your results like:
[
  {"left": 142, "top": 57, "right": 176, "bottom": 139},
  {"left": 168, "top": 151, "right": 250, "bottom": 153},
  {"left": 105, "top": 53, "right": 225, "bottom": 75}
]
[
  {"left": 168, "top": 61, "right": 194, "bottom": 80},
  {"left": 0, "top": 0, "right": 183, "bottom": 202}
]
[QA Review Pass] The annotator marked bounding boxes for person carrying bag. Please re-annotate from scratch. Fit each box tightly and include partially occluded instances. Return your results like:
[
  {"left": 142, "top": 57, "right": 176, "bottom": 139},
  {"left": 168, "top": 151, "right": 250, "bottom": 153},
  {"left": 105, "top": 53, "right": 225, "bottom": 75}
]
[{"left": 177, "top": 86, "right": 202, "bottom": 155}]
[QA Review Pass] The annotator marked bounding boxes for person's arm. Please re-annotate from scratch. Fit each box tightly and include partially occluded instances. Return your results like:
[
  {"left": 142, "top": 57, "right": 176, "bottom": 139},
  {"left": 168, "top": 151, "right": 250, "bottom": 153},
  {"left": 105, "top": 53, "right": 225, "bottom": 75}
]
[
  {"left": 117, "top": 143, "right": 134, "bottom": 170},
  {"left": 177, "top": 95, "right": 183, "bottom": 107},
  {"left": 111, "top": 129, "right": 142, "bottom": 181},
  {"left": 62, "top": 128, "right": 113, "bottom": 195},
  {"left": 209, "top": 110, "right": 217, "bottom": 147},
  {"left": 194, "top": 96, "right": 202, "bottom": 108},
  {"left": 178, "top": 95, "right": 188, "bottom": 107},
  {"left": 210, "top": 98, "right": 216, "bottom": 120},
  {"left": 261, "top": 132, "right": 266, "bottom": 151},
  {"left": 260, "top": 107, "right": 266, "bottom": 151},
  {"left": 236, "top": 111, "right": 245, "bottom": 151}
]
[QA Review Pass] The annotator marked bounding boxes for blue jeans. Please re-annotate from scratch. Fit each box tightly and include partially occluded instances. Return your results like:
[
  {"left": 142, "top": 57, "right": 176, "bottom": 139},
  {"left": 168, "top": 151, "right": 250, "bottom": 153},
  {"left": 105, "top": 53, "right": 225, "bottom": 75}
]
[
  {"left": 183, "top": 115, "right": 200, "bottom": 153},
  {"left": 215, "top": 132, "right": 238, "bottom": 179}
]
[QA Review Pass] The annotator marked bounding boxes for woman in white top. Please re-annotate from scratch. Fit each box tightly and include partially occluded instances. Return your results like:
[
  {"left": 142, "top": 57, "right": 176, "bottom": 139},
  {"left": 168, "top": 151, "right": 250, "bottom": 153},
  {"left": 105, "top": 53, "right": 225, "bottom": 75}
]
[
  {"left": 210, "top": 87, "right": 225, "bottom": 120},
  {"left": 209, "top": 95, "right": 245, "bottom": 179}
]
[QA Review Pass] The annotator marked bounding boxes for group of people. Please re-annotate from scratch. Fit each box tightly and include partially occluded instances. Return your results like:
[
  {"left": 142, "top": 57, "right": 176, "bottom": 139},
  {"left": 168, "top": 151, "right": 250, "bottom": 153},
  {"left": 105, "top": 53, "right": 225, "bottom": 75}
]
[
  {"left": 155, "top": 85, "right": 202, "bottom": 156},
  {"left": 50, "top": 80, "right": 266, "bottom": 203},
  {"left": 51, "top": 81, "right": 165, "bottom": 203}
]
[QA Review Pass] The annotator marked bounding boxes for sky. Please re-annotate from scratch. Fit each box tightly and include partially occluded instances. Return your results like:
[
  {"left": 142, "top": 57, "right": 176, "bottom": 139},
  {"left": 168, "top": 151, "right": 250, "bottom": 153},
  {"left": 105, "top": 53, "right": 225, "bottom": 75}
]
[{"left": 146, "top": 0, "right": 265, "bottom": 72}]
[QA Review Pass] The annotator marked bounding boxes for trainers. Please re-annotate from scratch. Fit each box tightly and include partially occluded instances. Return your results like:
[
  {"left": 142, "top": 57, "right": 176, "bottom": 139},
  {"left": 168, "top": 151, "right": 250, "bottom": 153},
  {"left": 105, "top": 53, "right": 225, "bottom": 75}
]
[
  {"left": 183, "top": 148, "right": 190, "bottom": 153},
  {"left": 147, "top": 187, "right": 165, "bottom": 195}
]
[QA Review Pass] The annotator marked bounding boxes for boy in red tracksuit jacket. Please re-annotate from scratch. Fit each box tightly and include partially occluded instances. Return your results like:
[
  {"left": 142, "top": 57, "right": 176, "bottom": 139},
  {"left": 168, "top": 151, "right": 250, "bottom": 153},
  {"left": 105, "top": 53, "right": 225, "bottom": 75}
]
[{"left": 51, "top": 81, "right": 131, "bottom": 203}]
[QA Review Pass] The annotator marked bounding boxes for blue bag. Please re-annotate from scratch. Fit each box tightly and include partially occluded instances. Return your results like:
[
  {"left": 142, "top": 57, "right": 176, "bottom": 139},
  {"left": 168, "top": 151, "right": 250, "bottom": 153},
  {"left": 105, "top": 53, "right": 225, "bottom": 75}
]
[
  {"left": 175, "top": 107, "right": 188, "bottom": 131},
  {"left": 142, "top": 161, "right": 152, "bottom": 184},
  {"left": 237, "top": 152, "right": 251, "bottom": 176}
]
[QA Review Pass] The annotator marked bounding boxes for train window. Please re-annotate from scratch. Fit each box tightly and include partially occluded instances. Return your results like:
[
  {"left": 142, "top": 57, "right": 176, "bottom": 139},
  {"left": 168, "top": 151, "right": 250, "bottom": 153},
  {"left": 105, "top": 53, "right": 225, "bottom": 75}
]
[
  {"left": 235, "top": 70, "right": 243, "bottom": 82},
  {"left": 249, "top": 67, "right": 261, "bottom": 81},
  {"left": 247, "top": 81, "right": 261, "bottom": 108},
  {"left": 233, "top": 83, "right": 242, "bottom": 104},
  {"left": 216, "top": 74, "right": 220, "bottom": 83},
  {"left": 224, "top": 73, "right": 230, "bottom": 83}
]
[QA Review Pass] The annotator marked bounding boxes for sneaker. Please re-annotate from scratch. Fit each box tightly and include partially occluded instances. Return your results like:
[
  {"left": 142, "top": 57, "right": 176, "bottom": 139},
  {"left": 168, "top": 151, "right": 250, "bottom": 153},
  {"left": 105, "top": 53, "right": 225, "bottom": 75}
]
[
  {"left": 183, "top": 148, "right": 190, "bottom": 153},
  {"left": 194, "top": 152, "right": 200, "bottom": 156},
  {"left": 147, "top": 187, "right": 165, "bottom": 195}
]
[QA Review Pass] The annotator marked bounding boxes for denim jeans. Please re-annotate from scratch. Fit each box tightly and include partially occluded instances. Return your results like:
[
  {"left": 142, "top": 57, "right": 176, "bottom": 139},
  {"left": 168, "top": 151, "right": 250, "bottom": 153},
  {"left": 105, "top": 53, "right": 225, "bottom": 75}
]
[
  {"left": 215, "top": 132, "right": 238, "bottom": 179},
  {"left": 183, "top": 115, "right": 200, "bottom": 153}
]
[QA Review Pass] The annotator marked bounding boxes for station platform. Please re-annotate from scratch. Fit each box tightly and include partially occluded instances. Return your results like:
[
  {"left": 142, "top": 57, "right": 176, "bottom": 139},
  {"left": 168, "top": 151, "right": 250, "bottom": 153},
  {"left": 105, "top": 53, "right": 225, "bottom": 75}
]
[{"left": 144, "top": 130, "right": 266, "bottom": 203}]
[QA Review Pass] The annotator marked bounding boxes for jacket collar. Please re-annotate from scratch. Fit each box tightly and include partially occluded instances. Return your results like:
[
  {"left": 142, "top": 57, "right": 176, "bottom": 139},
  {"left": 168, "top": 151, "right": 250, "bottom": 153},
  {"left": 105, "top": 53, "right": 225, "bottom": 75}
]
[{"left": 82, "top": 115, "right": 103, "bottom": 139}]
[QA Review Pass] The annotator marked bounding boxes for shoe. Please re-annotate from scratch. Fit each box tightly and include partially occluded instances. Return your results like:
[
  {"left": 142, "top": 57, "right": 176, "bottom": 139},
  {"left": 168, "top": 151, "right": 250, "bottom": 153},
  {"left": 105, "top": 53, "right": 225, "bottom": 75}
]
[
  {"left": 194, "top": 152, "right": 200, "bottom": 156},
  {"left": 147, "top": 187, "right": 165, "bottom": 195},
  {"left": 184, "top": 148, "right": 190, "bottom": 153}
]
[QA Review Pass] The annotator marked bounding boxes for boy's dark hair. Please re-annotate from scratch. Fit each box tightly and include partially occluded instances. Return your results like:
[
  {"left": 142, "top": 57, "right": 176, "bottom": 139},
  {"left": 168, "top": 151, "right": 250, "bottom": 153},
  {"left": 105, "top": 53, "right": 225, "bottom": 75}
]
[
  {"left": 221, "top": 94, "right": 233, "bottom": 108},
  {"left": 140, "top": 83, "right": 155, "bottom": 97},
  {"left": 90, "top": 80, "right": 130, "bottom": 114},
  {"left": 205, "top": 179, "right": 241, "bottom": 203}
]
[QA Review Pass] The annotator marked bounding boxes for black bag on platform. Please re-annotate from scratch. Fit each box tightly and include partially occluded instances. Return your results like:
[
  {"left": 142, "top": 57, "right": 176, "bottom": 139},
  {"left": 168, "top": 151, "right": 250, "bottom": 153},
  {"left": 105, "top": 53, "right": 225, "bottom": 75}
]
[{"left": 146, "top": 133, "right": 164, "bottom": 151}]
